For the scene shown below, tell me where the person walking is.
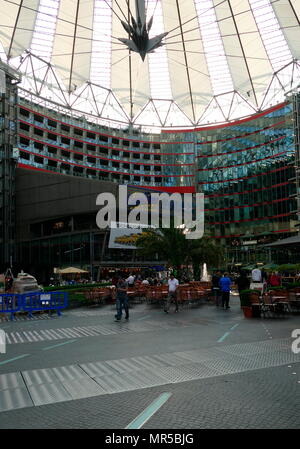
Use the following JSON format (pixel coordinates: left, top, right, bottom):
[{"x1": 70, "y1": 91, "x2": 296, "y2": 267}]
[
  {"x1": 219, "y1": 272, "x2": 232, "y2": 309},
  {"x1": 115, "y1": 276, "x2": 129, "y2": 321},
  {"x1": 251, "y1": 264, "x2": 262, "y2": 283},
  {"x1": 164, "y1": 273, "x2": 179, "y2": 313},
  {"x1": 236, "y1": 271, "x2": 250, "y2": 296},
  {"x1": 211, "y1": 270, "x2": 222, "y2": 306},
  {"x1": 126, "y1": 273, "x2": 135, "y2": 287},
  {"x1": 268, "y1": 271, "x2": 281, "y2": 287}
]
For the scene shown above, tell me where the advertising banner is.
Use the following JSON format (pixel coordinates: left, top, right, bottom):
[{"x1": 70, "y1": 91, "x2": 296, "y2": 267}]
[{"x1": 108, "y1": 223, "x2": 152, "y2": 249}]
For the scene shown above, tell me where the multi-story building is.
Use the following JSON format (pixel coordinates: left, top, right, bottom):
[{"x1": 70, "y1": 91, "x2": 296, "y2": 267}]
[
  {"x1": 7, "y1": 90, "x2": 297, "y2": 280},
  {"x1": 0, "y1": 1, "x2": 300, "y2": 279},
  {"x1": 182, "y1": 101, "x2": 298, "y2": 265},
  {"x1": 0, "y1": 61, "x2": 19, "y2": 269},
  {"x1": 0, "y1": 58, "x2": 299, "y2": 280}
]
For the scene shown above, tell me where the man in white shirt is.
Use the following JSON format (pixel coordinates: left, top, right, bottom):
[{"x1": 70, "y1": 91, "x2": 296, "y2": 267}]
[
  {"x1": 126, "y1": 274, "x2": 135, "y2": 286},
  {"x1": 251, "y1": 266, "x2": 262, "y2": 282},
  {"x1": 164, "y1": 273, "x2": 179, "y2": 313}
]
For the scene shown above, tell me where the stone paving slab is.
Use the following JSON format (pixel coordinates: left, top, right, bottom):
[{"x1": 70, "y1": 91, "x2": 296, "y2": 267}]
[{"x1": 0, "y1": 336, "x2": 299, "y2": 413}]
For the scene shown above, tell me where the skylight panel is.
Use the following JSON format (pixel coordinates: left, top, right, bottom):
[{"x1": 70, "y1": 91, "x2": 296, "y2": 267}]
[
  {"x1": 90, "y1": 0, "x2": 112, "y2": 89},
  {"x1": 194, "y1": 0, "x2": 234, "y2": 96},
  {"x1": 30, "y1": 0, "x2": 60, "y2": 61},
  {"x1": 147, "y1": 0, "x2": 172, "y2": 99},
  {"x1": 249, "y1": 0, "x2": 293, "y2": 72}
]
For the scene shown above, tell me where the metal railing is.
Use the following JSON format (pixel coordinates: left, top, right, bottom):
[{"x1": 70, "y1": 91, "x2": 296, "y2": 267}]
[{"x1": 0, "y1": 292, "x2": 68, "y2": 320}]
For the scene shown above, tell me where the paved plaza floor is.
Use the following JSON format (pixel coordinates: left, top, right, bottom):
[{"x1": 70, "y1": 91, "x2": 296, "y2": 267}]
[{"x1": 0, "y1": 295, "x2": 299, "y2": 429}]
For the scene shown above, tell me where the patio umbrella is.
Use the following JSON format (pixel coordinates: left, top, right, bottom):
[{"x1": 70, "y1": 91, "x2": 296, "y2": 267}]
[
  {"x1": 261, "y1": 263, "x2": 278, "y2": 270},
  {"x1": 241, "y1": 264, "x2": 256, "y2": 270},
  {"x1": 57, "y1": 267, "x2": 89, "y2": 274}
]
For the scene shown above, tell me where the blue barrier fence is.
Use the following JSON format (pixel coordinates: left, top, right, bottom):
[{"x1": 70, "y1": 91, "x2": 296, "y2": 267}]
[
  {"x1": 0, "y1": 294, "x2": 22, "y2": 321},
  {"x1": 0, "y1": 292, "x2": 68, "y2": 320}
]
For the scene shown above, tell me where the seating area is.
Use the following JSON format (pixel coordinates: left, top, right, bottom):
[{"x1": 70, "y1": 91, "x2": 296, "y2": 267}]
[
  {"x1": 247, "y1": 287, "x2": 300, "y2": 318},
  {"x1": 83, "y1": 287, "x2": 115, "y2": 306},
  {"x1": 82, "y1": 282, "x2": 212, "y2": 309}
]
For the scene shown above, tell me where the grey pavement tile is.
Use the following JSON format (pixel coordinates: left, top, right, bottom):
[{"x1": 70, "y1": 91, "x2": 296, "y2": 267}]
[
  {"x1": 152, "y1": 363, "x2": 220, "y2": 384},
  {"x1": 174, "y1": 347, "x2": 226, "y2": 363},
  {"x1": 79, "y1": 361, "x2": 117, "y2": 378},
  {"x1": 93, "y1": 373, "x2": 136, "y2": 393},
  {"x1": 105, "y1": 358, "x2": 145, "y2": 373},
  {"x1": 0, "y1": 372, "x2": 26, "y2": 391},
  {"x1": 217, "y1": 338, "x2": 293, "y2": 356},
  {"x1": 27, "y1": 381, "x2": 72, "y2": 406},
  {"x1": 22, "y1": 368, "x2": 59, "y2": 386},
  {"x1": 52, "y1": 364, "x2": 91, "y2": 382},
  {"x1": 0, "y1": 387, "x2": 33, "y2": 412},
  {"x1": 61, "y1": 377, "x2": 106, "y2": 399},
  {"x1": 150, "y1": 352, "x2": 192, "y2": 367}
]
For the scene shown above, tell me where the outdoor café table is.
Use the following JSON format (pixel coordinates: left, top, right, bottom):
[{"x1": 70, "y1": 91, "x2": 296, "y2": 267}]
[
  {"x1": 126, "y1": 290, "x2": 136, "y2": 298},
  {"x1": 270, "y1": 295, "x2": 290, "y2": 314},
  {"x1": 288, "y1": 292, "x2": 300, "y2": 311}
]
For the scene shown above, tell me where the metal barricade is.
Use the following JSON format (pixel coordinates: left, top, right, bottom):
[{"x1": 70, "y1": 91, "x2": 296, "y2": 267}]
[
  {"x1": 0, "y1": 294, "x2": 22, "y2": 321},
  {"x1": 21, "y1": 291, "x2": 68, "y2": 318}
]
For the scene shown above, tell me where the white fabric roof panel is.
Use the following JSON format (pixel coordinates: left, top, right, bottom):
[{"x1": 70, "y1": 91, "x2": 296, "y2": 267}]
[
  {"x1": 163, "y1": 0, "x2": 213, "y2": 121},
  {"x1": 0, "y1": 0, "x2": 39, "y2": 58},
  {"x1": 272, "y1": 0, "x2": 300, "y2": 60},
  {"x1": 52, "y1": 0, "x2": 93, "y2": 92},
  {"x1": 0, "y1": 0, "x2": 299, "y2": 128}
]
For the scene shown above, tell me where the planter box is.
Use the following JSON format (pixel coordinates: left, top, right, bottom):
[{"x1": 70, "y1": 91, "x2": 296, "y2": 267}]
[
  {"x1": 242, "y1": 306, "x2": 252, "y2": 318},
  {"x1": 251, "y1": 304, "x2": 261, "y2": 318}
]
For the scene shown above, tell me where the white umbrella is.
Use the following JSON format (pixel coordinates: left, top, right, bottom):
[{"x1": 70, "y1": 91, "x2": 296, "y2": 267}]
[{"x1": 57, "y1": 267, "x2": 89, "y2": 274}]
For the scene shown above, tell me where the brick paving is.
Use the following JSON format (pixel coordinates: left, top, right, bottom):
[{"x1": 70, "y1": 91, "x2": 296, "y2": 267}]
[{"x1": 0, "y1": 297, "x2": 299, "y2": 428}]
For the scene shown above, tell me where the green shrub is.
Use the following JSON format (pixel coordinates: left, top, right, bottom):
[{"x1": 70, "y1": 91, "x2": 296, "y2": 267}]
[
  {"x1": 239, "y1": 289, "x2": 251, "y2": 307},
  {"x1": 239, "y1": 289, "x2": 260, "y2": 307},
  {"x1": 67, "y1": 292, "x2": 88, "y2": 308},
  {"x1": 277, "y1": 264, "x2": 297, "y2": 273},
  {"x1": 286, "y1": 282, "x2": 300, "y2": 290},
  {"x1": 43, "y1": 282, "x2": 110, "y2": 292}
]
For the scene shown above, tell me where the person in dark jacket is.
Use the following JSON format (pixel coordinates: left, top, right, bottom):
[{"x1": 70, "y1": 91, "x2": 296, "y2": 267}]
[
  {"x1": 115, "y1": 277, "x2": 129, "y2": 321},
  {"x1": 211, "y1": 271, "x2": 222, "y2": 306},
  {"x1": 236, "y1": 271, "x2": 250, "y2": 296}
]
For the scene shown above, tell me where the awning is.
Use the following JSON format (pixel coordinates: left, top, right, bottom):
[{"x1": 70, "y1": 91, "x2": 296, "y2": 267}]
[{"x1": 261, "y1": 235, "x2": 300, "y2": 248}]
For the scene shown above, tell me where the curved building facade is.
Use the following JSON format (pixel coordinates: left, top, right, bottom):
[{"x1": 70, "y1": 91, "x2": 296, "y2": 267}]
[
  {"x1": 163, "y1": 101, "x2": 298, "y2": 264},
  {"x1": 0, "y1": 67, "x2": 298, "y2": 278}
]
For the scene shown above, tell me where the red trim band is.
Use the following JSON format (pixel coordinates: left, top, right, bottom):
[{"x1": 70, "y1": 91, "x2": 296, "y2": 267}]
[
  {"x1": 197, "y1": 151, "x2": 287, "y2": 171},
  {"x1": 18, "y1": 105, "x2": 194, "y2": 145},
  {"x1": 196, "y1": 136, "x2": 285, "y2": 159},
  {"x1": 18, "y1": 149, "x2": 194, "y2": 178},
  {"x1": 196, "y1": 120, "x2": 286, "y2": 146},
  {"x1": 205, "y1": 197, "x2": 290, "y2": 212},
  {"x1": 162, "y1": 102, "x2": 289, "y2": 133},
  {"x1": 18, "y1": 134, "x2": 193, "y2": 167},
  {"x1": 208, "y1": 212, "x2": 294, "y2": 225},
  {"x1": 205, "y1": 182, "x2": 290, "y2": 198},
  {"x1": 198, "y1": 165, "x2": 290, "y2": 185}
]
